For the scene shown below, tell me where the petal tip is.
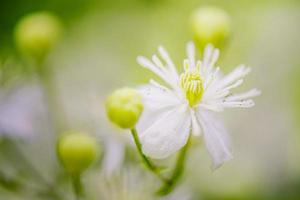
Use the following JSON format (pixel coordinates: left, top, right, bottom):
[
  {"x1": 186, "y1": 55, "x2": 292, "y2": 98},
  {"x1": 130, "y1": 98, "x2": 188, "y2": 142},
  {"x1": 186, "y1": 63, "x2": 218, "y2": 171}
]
[{"x1": 211, "y1": 153, "x2": 233, "y2": 171}]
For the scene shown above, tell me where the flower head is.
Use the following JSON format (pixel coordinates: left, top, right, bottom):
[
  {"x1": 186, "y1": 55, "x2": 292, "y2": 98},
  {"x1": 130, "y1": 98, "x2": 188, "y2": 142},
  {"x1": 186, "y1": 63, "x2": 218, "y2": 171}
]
[
  {"x1": 136, "y1": 42, "x2": 261, "y2": 169},
  {"x1": 180, "y1": 61, "x2": 203, "y2": 106}
]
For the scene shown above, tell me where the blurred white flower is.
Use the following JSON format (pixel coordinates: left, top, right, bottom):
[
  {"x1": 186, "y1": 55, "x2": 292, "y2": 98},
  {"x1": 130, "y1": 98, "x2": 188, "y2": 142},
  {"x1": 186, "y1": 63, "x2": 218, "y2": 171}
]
[
  {"x1": 0, "y1": 85, "x2": 46, "y2": 139},
  {"x1": 101, "y1": 131, "x2": 125, "y2": 176},
  {"x1": 98, "y1": 166, "x2": 192, "y2": 200},
  {"x1": 98, "y1": 166, "x2": 154, "y2": 200},
  {"x1": 136, "y1": 42, "x2": 261, "y2": 169}
]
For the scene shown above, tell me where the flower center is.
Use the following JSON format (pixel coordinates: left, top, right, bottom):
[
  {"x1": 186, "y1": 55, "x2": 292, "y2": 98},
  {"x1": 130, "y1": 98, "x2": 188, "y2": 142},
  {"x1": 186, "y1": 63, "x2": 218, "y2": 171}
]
[{"x1": 180, "y1": 61, "x2": 203, "y2": 107}]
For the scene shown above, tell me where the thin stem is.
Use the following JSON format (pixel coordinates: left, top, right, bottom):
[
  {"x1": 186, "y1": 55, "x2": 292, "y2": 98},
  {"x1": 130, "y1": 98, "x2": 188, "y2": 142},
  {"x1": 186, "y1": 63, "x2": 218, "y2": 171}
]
[
  {"x1": 0, "y1": 170, "x2": 21, "y2": 191},
  {"x1": 8, "y1": 139, "x2": 51, "y2": 186},
  {"x1": 130, "y1": 128, "x2": 170, "y2": 184},
  {"x1": 37, "y1": 63, "x2": 68, "y2": 133},
  {"x1": 7, "y1": 139, "x2": 63, "y2": 199},
  {"x1": 71, "y1": 174, "x2": 83, "y2": 200},
  {"x1": 156, "y1": 135, "x2": 192, "y2": 196}
]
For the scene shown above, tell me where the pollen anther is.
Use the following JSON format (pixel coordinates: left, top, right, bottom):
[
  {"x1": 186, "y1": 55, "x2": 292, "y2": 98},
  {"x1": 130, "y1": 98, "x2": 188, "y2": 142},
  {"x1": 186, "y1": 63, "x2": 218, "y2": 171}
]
[{"x1": 180, "y1": 62, "x2": 203, "y2": 107}]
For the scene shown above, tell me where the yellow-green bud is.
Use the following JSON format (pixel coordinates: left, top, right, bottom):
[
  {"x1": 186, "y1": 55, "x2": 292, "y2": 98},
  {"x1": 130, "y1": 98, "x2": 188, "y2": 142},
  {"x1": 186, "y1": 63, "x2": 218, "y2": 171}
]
[
  {"x1": 106, "y1": 88, "x2": 143, "y2": 129},
  {"x1": 190, "y1": 7, "x2": 231, "y2": 49},
  {"x1": 57, "y1": 132, "x2": 99, "y2": 175},
  {"x1": 14, "y1": 11, "x2": 62, "y2": 62}
]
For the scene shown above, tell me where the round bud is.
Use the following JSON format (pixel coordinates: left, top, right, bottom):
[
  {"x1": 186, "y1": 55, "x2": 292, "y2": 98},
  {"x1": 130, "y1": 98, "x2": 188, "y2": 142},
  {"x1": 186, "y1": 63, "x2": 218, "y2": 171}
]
[
  {"x1": 57, "y1": 132, "x2": 99, "y2": 175},
  {"x1": 190, "y1": 7, "x2": 231, "y2": 49},
  {"x1": 106, "y1": 88, "x2": 143, "y2": 129},
  {"x1": 14, "y1": 11, "x2": 62, "y2": 62}
]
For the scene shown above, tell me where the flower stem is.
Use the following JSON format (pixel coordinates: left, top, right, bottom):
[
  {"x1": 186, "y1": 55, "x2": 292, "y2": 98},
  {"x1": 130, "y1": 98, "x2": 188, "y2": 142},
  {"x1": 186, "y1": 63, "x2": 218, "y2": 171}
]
[
  {"x1": 130, "y1": 128, "x2": 170, "y2": 184},
  {"x1": 156, "y1": 135, "x2": 191, "y2": 196},
  {"x1": 6, "y1": 139, "x2": 63, "y2": 199},
  {"x1": 37, "y1": 63, "x2": 68, "y2": 133},
  {"x1": 71, "y1": 174, "x2": 83, "y2": 200}
]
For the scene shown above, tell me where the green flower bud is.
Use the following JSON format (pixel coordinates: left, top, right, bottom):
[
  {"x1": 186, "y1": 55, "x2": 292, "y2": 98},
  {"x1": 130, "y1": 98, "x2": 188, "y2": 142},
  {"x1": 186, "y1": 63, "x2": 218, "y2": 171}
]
[
  {"x1": 190, "y1": 7, "x2": 231, "y2": 49},
  {"x1": 106, "y1": 88, "x2": 143, "y2": 129},
  {"x1": 57, "y1": 132, "x2": 99, "y2": 175},
  {"x1": 14, "y1": 11, "x2": 62, "y2": 62}
]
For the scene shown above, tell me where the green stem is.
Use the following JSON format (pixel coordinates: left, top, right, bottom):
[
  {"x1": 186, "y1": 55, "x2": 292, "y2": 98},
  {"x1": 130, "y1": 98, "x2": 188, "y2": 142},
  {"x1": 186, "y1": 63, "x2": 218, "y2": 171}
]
[
  {"x1": 37, "y1": 64, "x2": 68, "y2": 133},
  {"x1": 130, "y1": 128, "x2": 170, "y2": 184},
  {"x1": 0, "y1": 170, "x2": 21, "y2": 191},
  {"x1": 6, "y1": 139, "x2": 51, "y2": 186},
  {"x1": 156, "y1": 135, "x2": 191, "y2": 196},
  {"x1": 72, "y1": 174, "x2": 83, "y2": 200},
  {"x1": 7, "y1": 139, "x2": 63, "y2": 199}
]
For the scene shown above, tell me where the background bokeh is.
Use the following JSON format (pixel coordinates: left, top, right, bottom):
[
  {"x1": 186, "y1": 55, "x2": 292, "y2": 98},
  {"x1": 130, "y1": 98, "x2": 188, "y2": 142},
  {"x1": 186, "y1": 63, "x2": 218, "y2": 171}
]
[{"x1": 1, "y1": 0, "x2": 300, "y2": 199}]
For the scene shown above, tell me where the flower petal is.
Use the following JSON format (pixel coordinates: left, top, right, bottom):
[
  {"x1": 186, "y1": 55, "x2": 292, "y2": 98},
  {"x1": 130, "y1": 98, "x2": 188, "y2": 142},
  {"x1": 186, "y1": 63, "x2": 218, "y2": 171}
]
[
  {"x1": 158, "y1": 46, "x2": 179, "y2": 79},
  {"x1": 212, "y1": 65, "x2": 251, "y2": 92},
  {"x1": 201, "y1": 44, "x2": 220, "y2": 79},
  {"x1": 138, "y1": 105, "x2": 191, "y2": 159},
  {"x1": 137, "y1": 83, "x2": 183, "y2": 134},
  {"x1": 137, "y1": 45, "x2": 180, "y2": 90},
  {"x1": 138, "y1": 83, "x2": 182, "y2": 111},
  {"x1": 101, "y1": 135, "x2": 125, "y2": 176},
  {"x1": 191, "y1": 109, "x2": 201, "y2": 136},
  {"x1": 225, "y1": 88, "x2": 261, "y2": 102},
  {"x1": 197, "y1": 110, "x2": 233, "y2": 170},
  {"x1": 186, "y1": 41, "x2": 196, "y2": 69}
]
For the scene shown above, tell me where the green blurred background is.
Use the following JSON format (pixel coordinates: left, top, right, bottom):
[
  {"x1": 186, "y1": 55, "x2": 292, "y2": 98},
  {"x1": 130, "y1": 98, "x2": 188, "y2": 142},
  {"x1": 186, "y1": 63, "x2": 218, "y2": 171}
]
[{"x1": 1, "y1": 0, "x2": 300, "y2": 199}]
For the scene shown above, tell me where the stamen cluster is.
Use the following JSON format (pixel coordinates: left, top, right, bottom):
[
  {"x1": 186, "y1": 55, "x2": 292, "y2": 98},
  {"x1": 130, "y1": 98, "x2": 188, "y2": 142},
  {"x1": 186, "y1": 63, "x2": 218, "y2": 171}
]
[{"x1": 180, "y1": 62, "x2": 203, "y2": 107}]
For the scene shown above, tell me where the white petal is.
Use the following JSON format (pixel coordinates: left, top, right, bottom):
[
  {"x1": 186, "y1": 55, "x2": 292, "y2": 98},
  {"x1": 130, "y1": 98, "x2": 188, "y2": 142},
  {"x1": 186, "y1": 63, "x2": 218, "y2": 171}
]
[
  {"x1": 197, "y1": 110, "x2": 233, "y2": 170},
  {"x1": 138, "y1": 83, "x2": 182, "y2": 111},
  {"x1": 202, "y1": 44, "x2": 214, "y2": 68},
  {"x1": 0, "y1": 85, "x2": 45, "y2": 138},
  {"x1": 222, "y1": 79, "x2": 244, "y2": 91},
  {"x1": 202, "y1": 65, "x2": 260, "y2": 111},
  {"x1": 221, "y1": 99, "x2": 255, "y2": 108},
  {"x1": 218, "y1": 89, "x2": 261, "y2": 108},
  {"x1": 204, "y1": 89, "x2": 230, "y2": 102},
  {"x1": 152, "y1": 54, "x2": 165, "y2": 69},
  {"x1": 137, "y1": 106, "x2": 172, "y2": 134},
  {"x1": 138, "y1": 105, "x2": 191, "y2": 159},
  {"x1": 137, "y1": 46, "x2": 180, "y2": 91},
  {"x1": 137, "y1": 83, "x2": 183, "y2": 133},
  {"x1": 137, "y1": 56, "x2": 174, "y2": 87},
  {"x1": 158, "y1": 46, "x2": 179, "y2": 79},
  {"x1": 198, "y1": 102, "x2": 224, "y2": 112},
  {"x1": 207, "y1": 48, "x2": 219, "y2": 71},
  {"x1": 102, "y1": 136, "x2": 125, "y2": 176},
  {"x1": 186, "y1": 41, "x2": 196, "y2": 69},
  {"x1": 191, "y1": 109, "x2": 201, "y2": 136},
  {"x1": 213, "y1": 65, "x2": 251, "y2": 91},
  {"x1": 225, "y1": 88, "x2": 261, "y2": 101},
  {"x1": 200, "y1": 44, "x2": 219, "y2": 79}
]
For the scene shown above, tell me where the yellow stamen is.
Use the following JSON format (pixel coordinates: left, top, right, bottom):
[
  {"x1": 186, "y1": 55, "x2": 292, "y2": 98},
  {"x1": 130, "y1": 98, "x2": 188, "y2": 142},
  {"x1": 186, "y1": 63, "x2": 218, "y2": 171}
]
[{"x1": 180, "y1": 61, "x2": 203, "y2": 107}]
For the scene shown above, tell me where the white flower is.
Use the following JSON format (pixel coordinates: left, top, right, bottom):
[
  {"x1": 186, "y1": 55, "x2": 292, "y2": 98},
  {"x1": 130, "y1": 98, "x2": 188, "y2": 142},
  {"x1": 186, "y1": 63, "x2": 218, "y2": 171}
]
[
  {"x1": 0, "y1": 85, "x2": 46, "y2": 139},
  {"x1": 136, "y1": 42, "x2": 261, "y2": 169}
]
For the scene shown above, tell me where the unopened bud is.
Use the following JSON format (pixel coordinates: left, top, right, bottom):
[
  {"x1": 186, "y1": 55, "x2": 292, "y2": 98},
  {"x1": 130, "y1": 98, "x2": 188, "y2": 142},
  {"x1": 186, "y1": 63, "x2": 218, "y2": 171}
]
[
  {"x1": 57, "y1": 132, "x2": 99, "y2": 175},
  {"x1": 106, "y1": 88, "x2": 143, "y2": 129},
  {"x1": 190, "y1": 7, "x2": 231, "y2": 49},
  {"x1": 14, "y1": 11, "x2": 62, "y2": 62}
]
